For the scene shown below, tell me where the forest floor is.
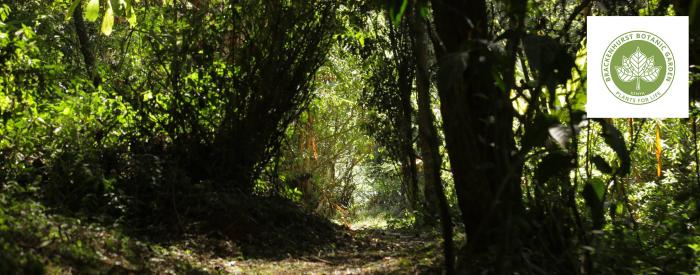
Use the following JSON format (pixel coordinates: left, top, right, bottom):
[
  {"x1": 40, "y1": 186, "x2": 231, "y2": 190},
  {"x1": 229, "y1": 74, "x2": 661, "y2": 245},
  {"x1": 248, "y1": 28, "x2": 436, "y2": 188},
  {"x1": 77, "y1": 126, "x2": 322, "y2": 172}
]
[
  {"x1": 231, "y1": 228, "x2": 442, "y2": 274},
  {"x1": 0, "y1": 195, "x2": 446, "y2": 274}
]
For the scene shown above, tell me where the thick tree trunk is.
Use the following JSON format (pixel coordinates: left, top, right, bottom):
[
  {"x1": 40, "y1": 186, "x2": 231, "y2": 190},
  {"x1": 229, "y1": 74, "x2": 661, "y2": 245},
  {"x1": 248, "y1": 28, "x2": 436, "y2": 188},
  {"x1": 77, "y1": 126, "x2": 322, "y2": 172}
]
[
  {"x1": 408, "y1": 3, "x2": 454, "y2": 272},
  {"x1": 429, "y1": 0, "x2": 526, "y2": 270}
]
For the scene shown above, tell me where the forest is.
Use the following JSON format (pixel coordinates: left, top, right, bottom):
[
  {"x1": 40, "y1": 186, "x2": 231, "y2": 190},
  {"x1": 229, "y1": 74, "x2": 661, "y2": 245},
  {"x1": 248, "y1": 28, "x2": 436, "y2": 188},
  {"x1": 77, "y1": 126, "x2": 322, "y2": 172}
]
[{"x1": 0, "y1": 0, "x2": 699, "y2": 274}]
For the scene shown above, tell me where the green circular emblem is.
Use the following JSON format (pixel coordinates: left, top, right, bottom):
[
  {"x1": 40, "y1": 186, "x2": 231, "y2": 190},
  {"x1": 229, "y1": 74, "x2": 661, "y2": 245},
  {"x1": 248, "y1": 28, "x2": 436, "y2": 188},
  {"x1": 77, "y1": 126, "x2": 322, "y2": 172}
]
[{"x1": 601, "y1": 31, "x2": 675, "y2": 105}]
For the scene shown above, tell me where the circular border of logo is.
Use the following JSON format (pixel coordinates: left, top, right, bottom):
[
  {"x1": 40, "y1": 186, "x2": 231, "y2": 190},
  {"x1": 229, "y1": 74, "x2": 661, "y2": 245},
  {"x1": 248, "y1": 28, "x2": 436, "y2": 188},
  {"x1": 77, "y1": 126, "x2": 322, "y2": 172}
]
[{"x1": 601, "y1": 31, "x2": 675, "y2": 105}]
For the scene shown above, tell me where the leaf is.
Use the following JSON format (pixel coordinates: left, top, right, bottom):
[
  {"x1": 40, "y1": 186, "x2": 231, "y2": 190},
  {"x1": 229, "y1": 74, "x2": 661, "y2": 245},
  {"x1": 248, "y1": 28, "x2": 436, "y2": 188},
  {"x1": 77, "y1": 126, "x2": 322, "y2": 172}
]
[
  {"x1": 615, "y1": 47, "x2": 661, "y2": 91},
  {"x1": 615, "y1": 201, "x2": 624, "y2": 216},
  {"x1": 548, "y1": 124, "x2": 572, "y2": 149},
  {"x1": 545, "y1": 112, "x2": 585, "y2": 150},
  {"x1": 593, "y1": 119, "x2": 630, "y2": 175},
  {"x1": 591, "y1": 155, "x2": 613, "y2": 174},
  {"x1": 583, "y1": 178, "x2": 606, "y2": 229},
  {"x1": 66, "y1": 0, "x2": 82, "y2": 21},
  {"x1": 523, "y1": 34, "x2": 557, "y2": 76},
  {"x1": 85, "y1": 0, "x2": 100, "y2": 22},
  {"x1": 101, "y1": 0, "x2": 114, "y2": 36},
  {"x1": 126, "y1": 1, "x2": 137, "y2": 27},
  {"x1": 523, "y1": 34, "x2": 575, "y2": 107},
  {"x1": 419, "y1": 5, "x2": 430, "y2": 18},
  {"x1": 535, "y1": 151, "x2": 574, "y2": 184},
  {"x1": 390, "y1": 0, "x2": 408, "y2": 24},
  {"x1": 521, "y1": 113, "x2": 558, "y2": 153},
  {"x1": 0, "y1": 5, "x2": 9, "y2": 22},
  {"x1": 523, "y1": 34, "x2": 575, "y2": 83},
  {"x1": 590, "y1": 178, "x2": 605, "y2": 200},
  {"x1": 656, "y1": 122, "x2": 662, "y2": 177}
]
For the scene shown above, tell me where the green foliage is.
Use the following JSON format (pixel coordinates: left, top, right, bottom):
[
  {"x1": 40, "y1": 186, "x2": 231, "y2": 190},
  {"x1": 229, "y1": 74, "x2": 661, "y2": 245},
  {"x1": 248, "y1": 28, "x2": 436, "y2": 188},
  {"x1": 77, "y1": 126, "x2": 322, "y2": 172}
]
[
  {"x1": 77, "y1": 0, "x2": 135, "y2": 35},
  {"x1": 100, "y1": 0, "x2": 113, "y2": 35},
  {"x1": 386, "y1": 209, "x2": 418, "y2": 230},
  {"x1": 270, "y1": 44, "x2": 373, "y2": 218},
  {"x1": 0, "y1": 0, "x2": 698, "y2": 273},
  {"x1": 0, "y1": 0, "x2": 349, "y2": 238},
  {"x1": 582, "y1": 178, "x2": 605, "y2": 229},
  {"x1": 280, "y1": 186, "x2": 303, "y2": 203},
  {"x1": 387, "y1": 0, "x2": 408, "y2": 24},
  {"x1": 595, "y1": 119, "x2": 632, "y2": 175},
  {"x1": 84, "y1": 0, "x2": 99, "y2": 21}
]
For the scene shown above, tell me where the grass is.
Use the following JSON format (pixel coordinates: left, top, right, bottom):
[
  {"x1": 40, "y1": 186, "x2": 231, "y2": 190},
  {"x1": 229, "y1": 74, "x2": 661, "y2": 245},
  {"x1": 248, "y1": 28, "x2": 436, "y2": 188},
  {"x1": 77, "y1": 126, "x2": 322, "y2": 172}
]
[{"x1": 0, "y1": 193, "x2": 211, "y2": 274}]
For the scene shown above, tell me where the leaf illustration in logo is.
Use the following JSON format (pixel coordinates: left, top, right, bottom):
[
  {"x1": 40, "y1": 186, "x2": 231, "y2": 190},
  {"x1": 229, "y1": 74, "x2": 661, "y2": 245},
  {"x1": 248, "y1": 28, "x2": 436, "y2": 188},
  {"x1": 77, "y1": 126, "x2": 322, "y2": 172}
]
[{"x1": 615, "y1": 47, "x2": 661, "y2": 91}]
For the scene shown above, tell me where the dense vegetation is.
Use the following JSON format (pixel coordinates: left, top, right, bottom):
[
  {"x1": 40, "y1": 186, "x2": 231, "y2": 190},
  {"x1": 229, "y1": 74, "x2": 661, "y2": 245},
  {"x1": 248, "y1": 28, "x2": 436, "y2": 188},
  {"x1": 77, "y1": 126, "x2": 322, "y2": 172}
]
[{"x1": 0, "y1": 0, "x2": 699, "y2": 273}]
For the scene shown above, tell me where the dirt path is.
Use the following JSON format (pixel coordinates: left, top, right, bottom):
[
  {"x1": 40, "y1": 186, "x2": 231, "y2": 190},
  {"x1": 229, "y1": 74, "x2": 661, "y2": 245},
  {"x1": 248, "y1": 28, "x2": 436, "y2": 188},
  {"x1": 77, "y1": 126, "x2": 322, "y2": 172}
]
[
  {"x1": 1, "y1": 197, "x2": 446, "y2": 274},
  {"x1": 219, "y1": 228, "x2": 443, "y2": 274}
]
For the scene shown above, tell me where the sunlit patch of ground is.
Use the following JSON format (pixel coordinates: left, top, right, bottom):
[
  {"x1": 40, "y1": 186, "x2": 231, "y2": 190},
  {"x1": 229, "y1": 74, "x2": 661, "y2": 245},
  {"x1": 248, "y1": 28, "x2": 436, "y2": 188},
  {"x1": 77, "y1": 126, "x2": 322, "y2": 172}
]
[{"x1": 342, "y1": 213, "x2": 389, "y2": 230}]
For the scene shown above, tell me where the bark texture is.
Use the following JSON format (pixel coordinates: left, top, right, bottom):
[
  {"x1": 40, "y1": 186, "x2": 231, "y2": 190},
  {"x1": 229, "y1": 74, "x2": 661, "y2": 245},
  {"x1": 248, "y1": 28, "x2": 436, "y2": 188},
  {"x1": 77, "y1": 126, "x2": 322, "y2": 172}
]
[
  {"x1": 408, "y1": 2, "x2": 454, "y2": 272},
  {"x1": 429, "y1": 0, "x2": 526, "y2": 270}
]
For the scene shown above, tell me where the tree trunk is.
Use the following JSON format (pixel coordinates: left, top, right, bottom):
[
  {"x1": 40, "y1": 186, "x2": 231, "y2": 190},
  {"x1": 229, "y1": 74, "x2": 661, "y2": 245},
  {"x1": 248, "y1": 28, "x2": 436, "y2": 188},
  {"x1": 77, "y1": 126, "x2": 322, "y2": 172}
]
[
  {"x1": 408, "y1": 3, "x2": 454, "y2": 272},
  {"x1": 430, "y1": 0, "x2": 526, "y2": 270},
  {"x1": 72, "y1": 5, "x2": 100, "y2": 86},
  {"x1": 409, "y1": 2, "x2": 438, "y2": 224},
  {"x1": 398, "y1": 74, "x2": 419, "y2": 212}
]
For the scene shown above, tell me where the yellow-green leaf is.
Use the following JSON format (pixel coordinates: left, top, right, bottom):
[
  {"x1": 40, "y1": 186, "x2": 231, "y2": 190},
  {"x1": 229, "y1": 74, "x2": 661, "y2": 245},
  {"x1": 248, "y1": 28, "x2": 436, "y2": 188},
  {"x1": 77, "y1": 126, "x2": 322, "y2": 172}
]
[
  {"x1": 590, "y1": 178, "x2": 605, "y2": 201},
  {"x1": 85, "y1": 0, "x2": 100, "y2": 22},
  {"x1": 124, "y1": 0, "x2": 137, "y2": 27},
  {"x1": 101, "y1": 1, "x2": 114, "y2": 36},
  {"x1": 615, "y1": 201, "x2": 624, "y2": 215},
  {"x1": 127, "y1": 5, "x2": 137, "y2": 27},
  {"x1": 143, "y1": 91, "x2": 152, "y2": 101}
]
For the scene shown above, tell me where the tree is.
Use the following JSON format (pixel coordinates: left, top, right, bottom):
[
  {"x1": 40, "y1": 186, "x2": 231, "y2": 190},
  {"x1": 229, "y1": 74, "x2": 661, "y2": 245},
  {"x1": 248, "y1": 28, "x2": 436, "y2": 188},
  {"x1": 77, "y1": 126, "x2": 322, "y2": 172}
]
[
  {"x1": 362, "y1": 11, "x2": 420, "y2": 213},
  {"x1": 430, "y1": 0, "x2": 527, "y2": 270},
  {"x1": 408, "y1": 1, "x2": 454, "y2": 272},
  {"x1": 389, "y1": 15, "x2": 421, "y2": 213},
  {"x1": 121, "y1": 0, "x2": 343, "y2": 192},
  {"x1": 71, "y1": 4, "x2": 100, "y2": 86}
]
